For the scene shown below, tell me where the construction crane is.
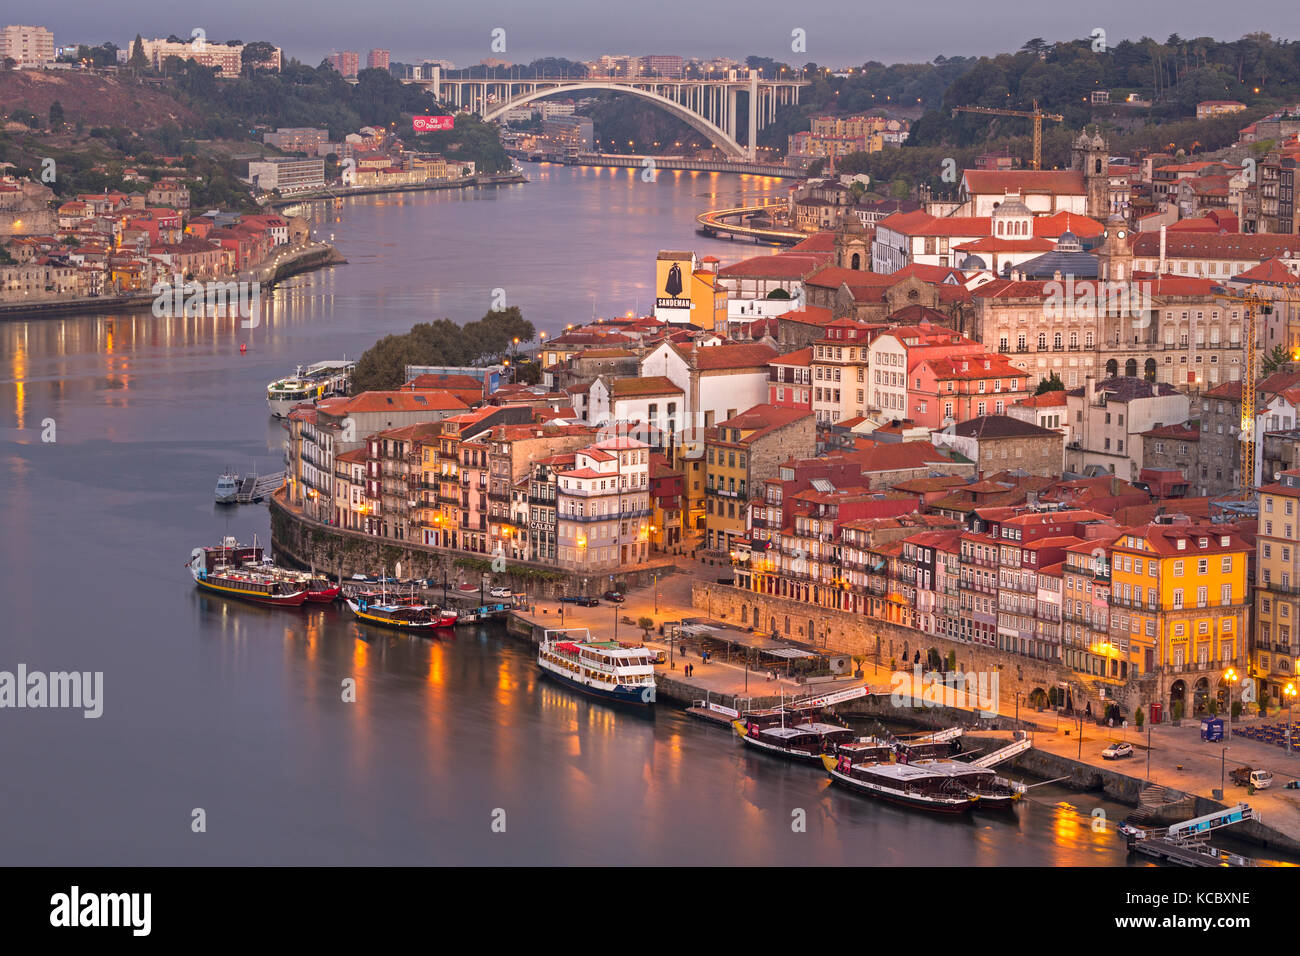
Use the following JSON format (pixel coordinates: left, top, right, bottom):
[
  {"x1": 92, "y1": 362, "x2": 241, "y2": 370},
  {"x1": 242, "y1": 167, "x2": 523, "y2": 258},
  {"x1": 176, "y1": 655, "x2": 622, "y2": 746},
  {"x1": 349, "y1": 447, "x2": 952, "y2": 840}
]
[
  {"x1": 1214, "y1": 289, "x2": 1273, "y2": 495},
  {"x1": 950, "y1": 100, "x2": 1065, "y2": 170}
]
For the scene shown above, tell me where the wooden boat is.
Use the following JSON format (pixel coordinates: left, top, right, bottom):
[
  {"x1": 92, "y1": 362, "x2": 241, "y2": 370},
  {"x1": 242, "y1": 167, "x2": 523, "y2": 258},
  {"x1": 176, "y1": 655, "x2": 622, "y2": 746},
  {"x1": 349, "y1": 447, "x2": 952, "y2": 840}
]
[
  {"x1": 822, "y1": 749, "x2": 978, "y2": 814},
  {"x1": 731, "y1": 699, "x2": 861, "y2": 763},
  {"x1": 187, "y1": 543, "x2": 307, "y2": 607},
  {"x1": 905, "y1": 759, "x2": 1025, "y2": 810},
  {"x1": 345, "y1": 593, "x2": 458, "y2": 630}
]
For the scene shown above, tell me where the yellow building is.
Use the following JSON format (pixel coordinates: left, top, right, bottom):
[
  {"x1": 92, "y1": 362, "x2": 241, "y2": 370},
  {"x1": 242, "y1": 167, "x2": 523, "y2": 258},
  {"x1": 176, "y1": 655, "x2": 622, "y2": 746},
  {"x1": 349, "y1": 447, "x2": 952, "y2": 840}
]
[
  {"x1": 1255, "y1": 469, "x2": 1300, "y2": 705},
  {"x1": 1110, "y1": 520, "x2": 1250, "y2": 718}
]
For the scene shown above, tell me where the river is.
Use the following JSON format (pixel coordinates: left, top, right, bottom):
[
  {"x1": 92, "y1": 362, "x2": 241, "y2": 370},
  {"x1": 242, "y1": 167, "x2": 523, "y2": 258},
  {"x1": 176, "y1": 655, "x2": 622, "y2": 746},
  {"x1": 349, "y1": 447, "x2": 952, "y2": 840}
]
[{"x1": 0, "y1": 162, "x2": 1152, "y2": 864}]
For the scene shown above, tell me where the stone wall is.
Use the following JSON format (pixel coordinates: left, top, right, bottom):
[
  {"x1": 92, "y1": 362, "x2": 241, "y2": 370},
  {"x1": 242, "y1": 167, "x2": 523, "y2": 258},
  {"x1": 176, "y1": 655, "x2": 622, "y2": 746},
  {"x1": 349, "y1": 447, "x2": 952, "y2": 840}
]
[
  {"x1": 694, "y1": 580, "x2": 1153, "y2": 717},
  {"x1": 271, "y1": 495, "x2": 674, "y2": 597}
]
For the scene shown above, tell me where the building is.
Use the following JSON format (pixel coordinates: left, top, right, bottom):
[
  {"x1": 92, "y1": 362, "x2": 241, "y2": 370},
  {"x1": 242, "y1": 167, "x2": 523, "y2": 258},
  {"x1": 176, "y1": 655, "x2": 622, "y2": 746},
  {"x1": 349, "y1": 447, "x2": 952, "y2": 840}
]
[
  {"x1": 639, "y1": 341, "x2": 778, "y2": 432},
  {"x1": 367, "y1": 49, "x2": 390, "y2": 71},
  {"x1": 1111, "y1": 519, "x2": 1250, "y2": 717},
  {"x1": 246, "y1": 157, "x2": 326, "y2": 193},
  {"x1": 703, "y1": 405, "x2": 815, "y2": 552},
  {"x1": 0, "y1": 24, "x2": 54, "y2": 68},
  {"x1": 1256, "y1": 469, "x2": 1300, "y2": 704},
  {"x1": 541, "y1": 115, "x2": 593, "y2": 154},
  {"x1": 1065, "y1": 376, "x2": 1190, "y2": 481},
  {"x1": 137, "y1": 38, "x2": 280, "y2": 77},
  {"x1": 933, "y1": 415, "x2": 1065, "y2": 478},
  {"x1": 1196, "y1": 100, "x2": 1247, "y2": 120},
  {"x1": 555, "y1": 437, "x2": 651, "y2": 571},
  {"x1": 327, "y1": 50, "x2": 360, "y2": 78},
  {"x1": 263, "y1": 128, "x2": 331, "y2": 154}
]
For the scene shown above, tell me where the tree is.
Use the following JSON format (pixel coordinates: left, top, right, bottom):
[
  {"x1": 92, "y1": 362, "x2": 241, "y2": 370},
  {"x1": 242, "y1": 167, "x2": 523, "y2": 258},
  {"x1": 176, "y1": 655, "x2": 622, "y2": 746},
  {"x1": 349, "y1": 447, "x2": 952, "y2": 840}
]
[
  {"x1": 1036, "y1": 371, "x2": 1065, "y2": 394},
  {"x1": 1261, "y1": 343, "x2": 1292, "y2": 376},
  {"x1": 1135, "y1": 706, "x2": 1145, "y2": 729},
  {"x1": 638, "y1": 617, "x2": 654, "y2": 640},
  {"x1": 241, "y1": 41, "x2": 279, "y2": 75},
  {"x1": 128, "y1": 35, "x2": 149, "y2": 73},
  {"x1": 48, "y1": 100, "x2": 65, "y2": 129}
]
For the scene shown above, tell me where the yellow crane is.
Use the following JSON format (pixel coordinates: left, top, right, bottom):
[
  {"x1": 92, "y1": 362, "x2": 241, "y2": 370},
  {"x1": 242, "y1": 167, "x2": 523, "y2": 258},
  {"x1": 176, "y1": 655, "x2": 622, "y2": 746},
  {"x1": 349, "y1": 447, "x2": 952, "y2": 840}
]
[
  {"x1": 1214, "y1": 289, "x2": 1273, "y2": 495},
  {"x1": 950, "y1": 100, "x2": 1065, "y2": 171}
]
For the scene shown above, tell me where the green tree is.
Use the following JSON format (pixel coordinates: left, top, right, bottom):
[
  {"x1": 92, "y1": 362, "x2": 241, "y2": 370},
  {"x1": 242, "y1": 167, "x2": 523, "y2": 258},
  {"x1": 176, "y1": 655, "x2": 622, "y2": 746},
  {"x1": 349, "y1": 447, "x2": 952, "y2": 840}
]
[
  {"x1": 1261, "y1": 343, "x2": 1292, "y2": 376},
  {"x1": 48, "y1": 100, "x2": 65, "y2": 129},
  {"x1": 1036, "y1": 371, "x2": 1065, "y2": 394},
  {"x1": 128, "y1": 35, "x2": 149, "y2": 73}
]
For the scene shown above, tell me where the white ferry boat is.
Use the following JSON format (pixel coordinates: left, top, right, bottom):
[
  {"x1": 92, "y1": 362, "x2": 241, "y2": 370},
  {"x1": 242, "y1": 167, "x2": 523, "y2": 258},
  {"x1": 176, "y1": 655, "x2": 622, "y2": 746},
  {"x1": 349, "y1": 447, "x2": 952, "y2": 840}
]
[
  {"x1": 537, "y1": 629, "x2": 656, "y2": 706},
  {"x1": 266, "y1": 360, "x2": 355, "y2": 417}
]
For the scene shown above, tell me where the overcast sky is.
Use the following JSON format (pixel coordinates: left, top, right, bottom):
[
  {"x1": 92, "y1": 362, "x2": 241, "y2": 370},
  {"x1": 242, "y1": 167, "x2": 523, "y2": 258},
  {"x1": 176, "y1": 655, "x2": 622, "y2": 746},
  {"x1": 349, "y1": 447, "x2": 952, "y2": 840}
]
[{"x1": 44, "y1": 1, "x2": 1300, "y2": 68}]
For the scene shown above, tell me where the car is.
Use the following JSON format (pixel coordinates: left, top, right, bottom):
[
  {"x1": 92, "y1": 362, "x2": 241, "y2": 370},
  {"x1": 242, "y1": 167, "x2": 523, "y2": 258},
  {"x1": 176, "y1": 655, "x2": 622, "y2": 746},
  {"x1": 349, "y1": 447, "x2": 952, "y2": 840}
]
[
  {"x1": 559, "y1": 596, "x2": 600, "y2": 607},
  {"x1": 489, "y1": 586, "x2": 512, "y2": 599},
  {"x1": 602, "y1": 590, "x2": 624, "y2": 602},
  {"x1": 1101, "y1": 742, "x2": 1134, "y2": 760}
]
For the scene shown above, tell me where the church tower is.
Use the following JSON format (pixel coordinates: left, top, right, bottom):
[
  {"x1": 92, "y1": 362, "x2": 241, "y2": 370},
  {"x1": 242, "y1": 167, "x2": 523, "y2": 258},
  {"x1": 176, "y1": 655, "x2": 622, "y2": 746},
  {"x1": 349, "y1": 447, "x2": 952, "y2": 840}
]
[
  {"x1": 1095, "y1": 212, "x2": 1132, "y2": 283},
  {"x1": 1071, "y1": 128, "x2": 1110, "y2": 220},
  {"x1": 834, "y1": 213, "x2": 870, "y2": 271}
]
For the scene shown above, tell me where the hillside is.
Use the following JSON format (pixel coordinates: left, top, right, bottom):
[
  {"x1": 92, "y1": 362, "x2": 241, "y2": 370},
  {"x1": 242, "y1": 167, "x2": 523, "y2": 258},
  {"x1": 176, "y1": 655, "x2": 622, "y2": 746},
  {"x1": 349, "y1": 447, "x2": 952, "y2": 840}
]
[{"x1": 0, "y1": 70, "x2": 198, "y2": 130}]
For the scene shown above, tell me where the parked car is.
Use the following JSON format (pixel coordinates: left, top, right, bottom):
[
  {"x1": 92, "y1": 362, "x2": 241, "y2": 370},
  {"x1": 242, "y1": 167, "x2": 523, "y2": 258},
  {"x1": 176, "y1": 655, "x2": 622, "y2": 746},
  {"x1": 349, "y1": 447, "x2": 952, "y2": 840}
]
[
  {"x1": 489, "y1": 586, "x2": 512, "y2": 599},
  {"x1": 559, "y1": 596, "x2": 599, "y2": 607},
  {"x1": 602, "y1": 590, "x2": 624, "y2": 602},
  {"x1": 1101, "y1": 742, "x2": 1134, "y2": 760}
]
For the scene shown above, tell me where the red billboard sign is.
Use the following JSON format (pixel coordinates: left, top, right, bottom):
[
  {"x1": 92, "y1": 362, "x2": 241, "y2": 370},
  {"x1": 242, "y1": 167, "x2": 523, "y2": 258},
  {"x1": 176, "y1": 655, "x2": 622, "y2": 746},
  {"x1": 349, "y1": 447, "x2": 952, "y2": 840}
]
[{"x1": 413, "y1": 115, "x2": 454, "y2": 132}]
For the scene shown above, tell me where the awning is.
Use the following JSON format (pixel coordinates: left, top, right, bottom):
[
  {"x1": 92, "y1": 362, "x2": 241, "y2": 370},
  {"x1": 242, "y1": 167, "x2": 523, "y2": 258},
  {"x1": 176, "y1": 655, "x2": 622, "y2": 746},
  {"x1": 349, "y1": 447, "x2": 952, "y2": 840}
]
[{"x1": 764, "y1": 647, "x2": 818, "y2": 659}]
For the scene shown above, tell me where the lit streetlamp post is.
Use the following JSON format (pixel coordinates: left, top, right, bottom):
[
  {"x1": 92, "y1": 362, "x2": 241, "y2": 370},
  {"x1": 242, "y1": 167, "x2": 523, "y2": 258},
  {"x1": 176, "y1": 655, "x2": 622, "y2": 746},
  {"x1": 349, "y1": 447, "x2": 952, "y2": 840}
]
[{"x1": 1223, "y1": 666, "x2": 1239, "y2": 794}]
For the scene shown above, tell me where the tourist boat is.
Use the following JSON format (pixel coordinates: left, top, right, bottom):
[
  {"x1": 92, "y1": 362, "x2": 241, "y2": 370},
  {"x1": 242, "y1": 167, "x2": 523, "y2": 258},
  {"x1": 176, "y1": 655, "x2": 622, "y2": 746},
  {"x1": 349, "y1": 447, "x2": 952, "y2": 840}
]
[
  {"x1": 187, "y1": 541, "x2": 308, "y2": 607},
  {"x1": 214, "y1": 471, "x2": 239, "y2": 504},
  {"x1": 257, "y1": 565, "x2": 341, "y2": 603},
  {"x1": 345, "y1": 592, "x2": 458, "y2": 630},
  {"x1": 537, "y1": 629, "x2": 656, "y2": 706},
  {"x1": 266, "y1": 360, "x2": 354, "y2": 417},
  {"x1": 905, "y1": 759, "x2": 1026, "y2": 810},
  {"x1": 731, "y1": 698, "x2": 860, "y2": 763},
  {"x1": 822, "y1": 748, "x2": 978, "y2": 814}
]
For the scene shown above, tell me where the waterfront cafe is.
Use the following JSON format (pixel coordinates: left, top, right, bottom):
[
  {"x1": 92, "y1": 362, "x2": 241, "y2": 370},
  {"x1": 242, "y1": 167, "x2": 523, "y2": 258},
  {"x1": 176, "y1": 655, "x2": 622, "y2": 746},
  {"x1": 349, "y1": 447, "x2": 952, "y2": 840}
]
[{"x1": 668, "y1": 620, "x2": 849, "y2": 680}]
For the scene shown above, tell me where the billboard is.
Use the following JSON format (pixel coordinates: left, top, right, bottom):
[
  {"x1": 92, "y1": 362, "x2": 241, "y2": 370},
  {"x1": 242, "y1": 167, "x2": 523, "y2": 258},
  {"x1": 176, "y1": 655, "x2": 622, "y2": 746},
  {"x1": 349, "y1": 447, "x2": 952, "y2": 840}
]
[
  {"x1": 413, "y1": 115, "x2": 455, "y2": 133},
  {"x1": 654, "y1": 257, "x2": 692, "y2": 312}
]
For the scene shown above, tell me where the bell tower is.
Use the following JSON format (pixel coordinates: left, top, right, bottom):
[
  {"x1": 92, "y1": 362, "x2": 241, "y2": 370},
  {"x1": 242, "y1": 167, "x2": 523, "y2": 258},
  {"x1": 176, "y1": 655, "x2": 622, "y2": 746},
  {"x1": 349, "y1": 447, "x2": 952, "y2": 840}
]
[{"x1": 1072, "y1": 128, "x2": 1110, "y2": 220}]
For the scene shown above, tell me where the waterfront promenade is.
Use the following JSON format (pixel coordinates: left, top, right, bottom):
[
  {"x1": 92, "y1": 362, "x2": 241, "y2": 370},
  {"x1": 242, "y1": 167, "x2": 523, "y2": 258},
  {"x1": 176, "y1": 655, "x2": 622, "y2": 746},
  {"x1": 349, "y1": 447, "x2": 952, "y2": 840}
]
[{"x1": 551, "y1": 560, "x2": 1300, "y2": 850}]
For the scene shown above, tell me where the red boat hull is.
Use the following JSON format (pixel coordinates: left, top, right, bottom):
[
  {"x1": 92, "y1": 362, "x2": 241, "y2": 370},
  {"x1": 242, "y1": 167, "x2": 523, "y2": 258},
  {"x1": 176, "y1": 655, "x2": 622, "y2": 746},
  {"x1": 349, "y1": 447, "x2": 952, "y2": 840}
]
[{"x1": 306, "y1": 586, "x2": 341, "y2": 603}]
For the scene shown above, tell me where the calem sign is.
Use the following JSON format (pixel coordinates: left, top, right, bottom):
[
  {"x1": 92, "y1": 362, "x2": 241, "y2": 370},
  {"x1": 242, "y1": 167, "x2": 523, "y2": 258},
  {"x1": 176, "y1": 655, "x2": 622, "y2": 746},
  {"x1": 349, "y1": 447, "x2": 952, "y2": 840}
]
[{"x1": 413, "y1": 115, "x2": 454, "y2": 133}]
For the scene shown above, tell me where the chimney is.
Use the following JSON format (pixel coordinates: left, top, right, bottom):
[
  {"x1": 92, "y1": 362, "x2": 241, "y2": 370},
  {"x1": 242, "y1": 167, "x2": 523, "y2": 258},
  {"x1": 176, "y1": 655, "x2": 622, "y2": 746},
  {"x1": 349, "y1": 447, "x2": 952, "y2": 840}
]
[{"x1": 1159, "y1": 224, "x2": 1167, "y2": 274}]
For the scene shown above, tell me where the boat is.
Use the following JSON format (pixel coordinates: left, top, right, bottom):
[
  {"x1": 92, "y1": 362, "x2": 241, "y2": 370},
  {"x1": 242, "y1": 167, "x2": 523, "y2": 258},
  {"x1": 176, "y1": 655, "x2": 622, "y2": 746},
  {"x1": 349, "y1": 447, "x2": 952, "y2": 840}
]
[
  {"x1": 266, "y1": 360, "x2": 355, "y2": 417},
  {"x1": 822, "y1": 748, "x2": 978, "y2": 814},
  {"x1": 345, "y1": 592, "x2": 458, "y2": 630},
  {"x1": 537, "y1": 628, "x2": 656, "y2": 706},
  {"x1": 905, "y1": 759, "x2": 1025, "y2": 810},
  {"x1": 254, "y1": 563, "x2": 341, "y2": 603},
  {"x1": 214, "y1": 471, "x2": 239, "y2": 504},
  {"x1": 187, "y1": 540, "x2": 307, "y2": 607}
]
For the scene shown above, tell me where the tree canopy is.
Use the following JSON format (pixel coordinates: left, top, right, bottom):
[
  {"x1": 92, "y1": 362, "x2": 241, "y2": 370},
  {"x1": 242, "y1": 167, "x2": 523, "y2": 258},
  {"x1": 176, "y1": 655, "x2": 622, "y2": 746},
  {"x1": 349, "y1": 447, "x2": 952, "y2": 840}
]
[{"x1": 351, "y1": 308, "x2": 536, "y2": 392}]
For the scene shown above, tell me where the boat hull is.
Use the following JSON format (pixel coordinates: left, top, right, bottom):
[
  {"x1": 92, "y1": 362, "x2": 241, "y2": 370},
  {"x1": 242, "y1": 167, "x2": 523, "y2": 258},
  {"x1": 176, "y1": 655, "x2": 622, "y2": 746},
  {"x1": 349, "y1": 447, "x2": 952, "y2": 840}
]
[
  {"x1": 193, "y1": 576, "x2": 308, "y2": 607},
  {"x1": 731, "y1": 721, "x2": 827, "y2": 764},
  {"x1": 538, "y1": 662, "x2": 655, "y2": 707},
  {"x1": 345, "y1": 599, "x2": 454, "y2": 631},
  {"x1": 821, "y1": 756, "x2": 976, "y2": 814},
  {"x1": 305, "y1": 586, "x2": 341, "y2": 603}
]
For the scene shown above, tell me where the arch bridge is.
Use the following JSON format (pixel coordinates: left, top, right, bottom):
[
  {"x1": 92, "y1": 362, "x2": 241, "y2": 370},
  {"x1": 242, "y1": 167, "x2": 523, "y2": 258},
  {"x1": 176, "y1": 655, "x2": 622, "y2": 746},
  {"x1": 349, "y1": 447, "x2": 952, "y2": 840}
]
[{"x1": 412, "y1": 70, "x2": 807, "y2": 162}]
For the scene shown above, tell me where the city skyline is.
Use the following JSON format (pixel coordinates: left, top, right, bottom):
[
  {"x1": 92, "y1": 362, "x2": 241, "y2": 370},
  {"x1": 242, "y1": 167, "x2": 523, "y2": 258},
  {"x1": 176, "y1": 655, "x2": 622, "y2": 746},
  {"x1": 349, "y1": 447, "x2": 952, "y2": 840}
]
[{"x1": 33, "y1": 0, "x2": 1300, "y2": 72}]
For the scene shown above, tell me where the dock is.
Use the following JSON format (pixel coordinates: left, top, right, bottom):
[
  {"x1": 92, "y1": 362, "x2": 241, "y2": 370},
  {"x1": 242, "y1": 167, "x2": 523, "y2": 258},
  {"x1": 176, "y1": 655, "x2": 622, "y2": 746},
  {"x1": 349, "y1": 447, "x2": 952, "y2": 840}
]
[{"x1": 237, "y1": 472, "x2": 285, "y2": 503}]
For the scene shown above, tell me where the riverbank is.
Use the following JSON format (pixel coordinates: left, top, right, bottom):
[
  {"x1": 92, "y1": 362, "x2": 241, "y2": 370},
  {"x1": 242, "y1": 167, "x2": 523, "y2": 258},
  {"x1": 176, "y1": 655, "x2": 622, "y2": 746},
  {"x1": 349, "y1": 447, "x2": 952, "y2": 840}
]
[
  {"x1": 268, "y1": 172, "x2": 527, "y2": 209},
  {"x1": 0, "y1": 238, "x2": 346, "y2": 320}
]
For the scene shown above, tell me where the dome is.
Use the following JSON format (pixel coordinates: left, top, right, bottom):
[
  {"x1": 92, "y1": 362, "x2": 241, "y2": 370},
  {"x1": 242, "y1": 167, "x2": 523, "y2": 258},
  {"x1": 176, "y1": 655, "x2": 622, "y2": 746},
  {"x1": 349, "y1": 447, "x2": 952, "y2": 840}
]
[
  {"x1": 993, "y1": 196, "x2": 1032, "y2": 218},
  {"x1": 959, "y1": 254, "x2": 988, "y2": 271},
  {"x1": 1091, "y1": 132, "x2": 1106, "y2": 149},
  {"x1": 1055, "y1": 230, "x2": 1083, "y2": 252}
]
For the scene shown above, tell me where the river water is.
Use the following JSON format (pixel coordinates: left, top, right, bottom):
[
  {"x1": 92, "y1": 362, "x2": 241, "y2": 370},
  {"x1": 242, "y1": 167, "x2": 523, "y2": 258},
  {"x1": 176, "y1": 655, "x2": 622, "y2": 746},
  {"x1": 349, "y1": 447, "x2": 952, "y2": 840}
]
[{"x1": 0, "y1": 162, "x2": 1154, "y2": 864}]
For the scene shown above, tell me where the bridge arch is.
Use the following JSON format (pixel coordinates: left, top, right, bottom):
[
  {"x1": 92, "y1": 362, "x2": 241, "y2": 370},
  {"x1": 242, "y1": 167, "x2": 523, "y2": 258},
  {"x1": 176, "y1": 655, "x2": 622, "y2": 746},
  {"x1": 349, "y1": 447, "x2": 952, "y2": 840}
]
[{"x1": 479, "y1": 82, "x2": 748, "y2": 160}]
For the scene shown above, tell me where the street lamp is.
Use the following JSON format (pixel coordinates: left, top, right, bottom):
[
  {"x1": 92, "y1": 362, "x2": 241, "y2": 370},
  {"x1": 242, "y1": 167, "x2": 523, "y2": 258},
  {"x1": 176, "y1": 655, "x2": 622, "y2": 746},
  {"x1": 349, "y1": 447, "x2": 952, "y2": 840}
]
[{"x1": 1222, "y1": 666, "x2": 1239, "y2": 794}]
